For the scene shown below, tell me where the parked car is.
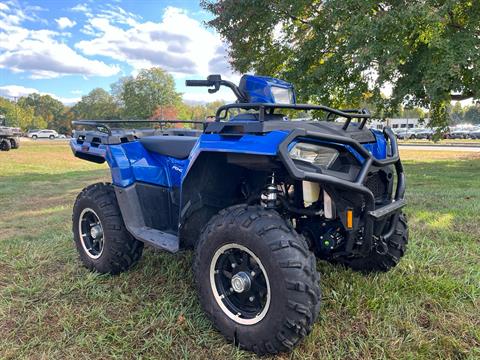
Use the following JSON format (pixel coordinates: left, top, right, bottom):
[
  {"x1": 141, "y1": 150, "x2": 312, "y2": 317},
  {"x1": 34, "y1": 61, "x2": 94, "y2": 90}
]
[
  {"x1": 413, "y1": 128, "x2": 434, "y2": 139},
  {"x1": 27, "y1": 129, "x2": 59, "y2": 140},
  {"x1": 449, "y1": 128, "x2": 471, "y2": 139},
  {"x1": 469, "y1": 127, "x2": 480, "y2": 139},
  {"x1": 395, "y1": 128, "x2": 416, "y2": 139}
]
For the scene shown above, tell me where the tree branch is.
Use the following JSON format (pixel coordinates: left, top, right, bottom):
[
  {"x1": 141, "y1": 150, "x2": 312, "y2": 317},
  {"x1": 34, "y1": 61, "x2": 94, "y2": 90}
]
[{"x1": 451, "y1": 92, "x2": 474, "y2": 101}]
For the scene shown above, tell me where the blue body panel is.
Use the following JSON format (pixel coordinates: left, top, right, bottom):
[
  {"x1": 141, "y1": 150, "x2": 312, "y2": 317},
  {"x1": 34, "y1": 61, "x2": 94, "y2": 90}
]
[
  {"x1": 70, "y1": 127, "x2": 388, "y2": 188},
  {"x1": 105, "y1": 142, "x2": 188, "y2": 187},
  {"x1": 240, "y1": 75, "x2": 296, "y2": 104},
  {"x1": 70, "y1": 130, "x2": 291, "y2": 188},
  {"x1": 70, "y1": 140, "x2": 188, "y2": 187}
]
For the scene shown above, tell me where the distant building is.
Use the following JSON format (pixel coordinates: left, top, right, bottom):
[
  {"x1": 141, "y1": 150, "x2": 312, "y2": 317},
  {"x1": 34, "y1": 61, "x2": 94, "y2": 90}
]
[{"x1": 369, "y1": 118, "x2": 429, "y2": 130}]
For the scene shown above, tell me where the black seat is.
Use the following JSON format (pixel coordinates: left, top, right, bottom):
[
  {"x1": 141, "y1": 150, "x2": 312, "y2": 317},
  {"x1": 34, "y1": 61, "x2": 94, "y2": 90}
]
[{"x1": 139, "y1": 136, "x2": 198, "y2": 159}]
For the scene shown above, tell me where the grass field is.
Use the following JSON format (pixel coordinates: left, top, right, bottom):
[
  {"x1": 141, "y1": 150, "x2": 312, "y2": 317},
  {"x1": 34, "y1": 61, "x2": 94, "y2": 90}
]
[
  {"x1": 398, "y1": 138, "x2": 480, "y2": 146},
  {"x1": 1, "y1": 142, "x2": 479, "y2": 359}
]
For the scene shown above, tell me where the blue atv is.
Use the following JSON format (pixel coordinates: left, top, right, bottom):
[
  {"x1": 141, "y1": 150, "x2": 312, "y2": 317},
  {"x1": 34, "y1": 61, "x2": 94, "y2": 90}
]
[{"x1": 70, "y1": 74, "x2": 408, "y2": 355}]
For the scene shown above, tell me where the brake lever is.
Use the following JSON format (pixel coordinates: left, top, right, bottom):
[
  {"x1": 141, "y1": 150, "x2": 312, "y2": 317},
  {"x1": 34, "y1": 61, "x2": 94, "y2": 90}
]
[{"x1": 208, "y1": 82, "x2": 221, "y2": 94}]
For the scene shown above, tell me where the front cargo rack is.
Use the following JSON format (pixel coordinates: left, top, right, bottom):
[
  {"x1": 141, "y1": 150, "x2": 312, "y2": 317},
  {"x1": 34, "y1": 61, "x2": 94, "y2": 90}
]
[{"x1": 215, "y1": 103, "x2": 371, "y2": 130}]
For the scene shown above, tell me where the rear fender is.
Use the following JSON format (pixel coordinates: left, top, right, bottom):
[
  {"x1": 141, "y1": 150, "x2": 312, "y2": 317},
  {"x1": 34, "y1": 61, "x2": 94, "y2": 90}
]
[
  {"x1": 70, "y1": 138, "x2": 188, "y2": 187},
  {"x1": 70, "y1": 138, "x2": 107, "y2": 164}
]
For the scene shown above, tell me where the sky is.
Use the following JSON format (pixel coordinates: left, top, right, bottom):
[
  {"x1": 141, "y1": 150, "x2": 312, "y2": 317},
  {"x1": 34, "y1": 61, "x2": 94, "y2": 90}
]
[{"x1": 0, "y1": 0, "x2": 239, "y2": 105}]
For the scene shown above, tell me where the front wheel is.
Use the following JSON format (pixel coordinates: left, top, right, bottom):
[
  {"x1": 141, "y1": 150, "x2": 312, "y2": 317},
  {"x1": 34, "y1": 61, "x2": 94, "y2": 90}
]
[
  {"x1": 194, "y1": 205, "x2": 321, "y2": 355},
  {"x1": 72, "y1": 183, "x2": 144, "y2": 274},
  {"x1": 49, "y1": 135, "x2": 55, "y2": 139}
]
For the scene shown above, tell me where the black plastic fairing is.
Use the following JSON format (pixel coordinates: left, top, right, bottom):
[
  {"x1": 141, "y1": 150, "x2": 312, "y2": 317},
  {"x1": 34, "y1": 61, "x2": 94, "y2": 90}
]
[
  {"x1": 277, "y1": 126, "x2": 406, "y2": 255},
  {"x1": 205, "y1": 120, "x2": 376, "y2": 143}
]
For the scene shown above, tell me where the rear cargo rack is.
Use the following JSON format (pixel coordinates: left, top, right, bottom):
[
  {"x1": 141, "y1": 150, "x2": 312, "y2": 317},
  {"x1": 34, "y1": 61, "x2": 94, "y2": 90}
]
[
  {"x1": 72, "y1": 119, "x2": 206, "y2": 136},
  {"x1": 215, "y1": 103, "x2": 371, "y2": 131}
]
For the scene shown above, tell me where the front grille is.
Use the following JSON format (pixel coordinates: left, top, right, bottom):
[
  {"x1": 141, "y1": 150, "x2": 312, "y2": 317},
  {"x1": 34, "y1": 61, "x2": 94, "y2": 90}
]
[{"x1": 365, "y1": 172, "x2": 387, "y2": 201}]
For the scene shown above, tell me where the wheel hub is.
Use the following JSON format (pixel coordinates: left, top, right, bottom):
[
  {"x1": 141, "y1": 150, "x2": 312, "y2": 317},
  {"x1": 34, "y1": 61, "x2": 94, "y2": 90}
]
[
  {"x1": 231, "y1": 272, "x2": 251, "y2": 293},
  {"x1": 210, "y1": 244, "x2": 271, "y2": 325},
  {"x1": 78, "y1": 208, "x2": 104, "y2": 259},
  {"x1": 90, "y1": 225, "x2": 103, "y2": 239}
]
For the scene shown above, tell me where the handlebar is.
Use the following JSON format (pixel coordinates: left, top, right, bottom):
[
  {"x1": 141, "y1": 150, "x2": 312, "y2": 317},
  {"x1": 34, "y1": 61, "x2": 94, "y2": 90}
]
[
  {"x1": 185, "y1": 74, "x2": 248, "y2": 102},
  {"x1": 185, "y1": 80, "x2": 214, "y2": 87}
]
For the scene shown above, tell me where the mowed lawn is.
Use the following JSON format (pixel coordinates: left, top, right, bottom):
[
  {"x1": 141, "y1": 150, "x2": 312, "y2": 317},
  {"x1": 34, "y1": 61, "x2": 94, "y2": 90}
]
[{"x1": 0, "y1": 141, "x2": 479, "y2": 360}]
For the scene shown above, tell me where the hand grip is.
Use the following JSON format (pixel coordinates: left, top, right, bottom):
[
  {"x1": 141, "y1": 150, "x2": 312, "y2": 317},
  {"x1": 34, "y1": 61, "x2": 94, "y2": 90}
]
[{"x1": 185, "y1": 80, "x2": 213, "y2": 87}]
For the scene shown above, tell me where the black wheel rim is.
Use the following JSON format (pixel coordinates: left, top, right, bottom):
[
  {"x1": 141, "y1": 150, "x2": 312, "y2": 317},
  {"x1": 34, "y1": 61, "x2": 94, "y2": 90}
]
[
  {"x1": 78, "y1": 208, "x2": 104, "y2": 259},
  {"x1": 210, "y1": 244, "x2": 270, "y2": 325}
]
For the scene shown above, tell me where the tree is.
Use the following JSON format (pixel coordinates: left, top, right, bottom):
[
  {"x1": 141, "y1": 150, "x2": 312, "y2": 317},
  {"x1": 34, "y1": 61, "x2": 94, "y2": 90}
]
[
  {"x1": 18, "y1": 93, "x2": 65, "y2": 129},
  {"x1": 150, "y1": 105, "x2": 179, "y2": 120},
  {"x1": 177, "y1": 100, "x2": 226, "y2": 120},
  {"x1": 0, "y1": 96, "x2": 46, "y2": 130},
  {"x1": 202, "y1": 0, "x2": 480, "y2": 127},
  {"x1": 449, "y1": 101, "x2": 465, "y2": 124},
  {"x1": 71, "y1": 88, "x2": 119, "y2": 120},
  {"x1": 113, "y1": 67, "x2": 182, "y2": 119},
  {"x1": 463, "y1": 105, "x2": 480, "y2": 124}
]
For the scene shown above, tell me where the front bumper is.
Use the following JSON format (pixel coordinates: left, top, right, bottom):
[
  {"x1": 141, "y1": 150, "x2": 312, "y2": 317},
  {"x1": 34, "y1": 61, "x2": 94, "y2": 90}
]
[{"x1": 278, "y1": 127, "x2": 406, "y2": 255}]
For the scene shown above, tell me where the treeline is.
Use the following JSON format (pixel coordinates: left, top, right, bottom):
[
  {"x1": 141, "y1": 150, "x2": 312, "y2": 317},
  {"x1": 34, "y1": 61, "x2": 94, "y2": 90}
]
[
  {"x1": 1, "y1": 67, "x2": 479, "y2": 133},
  {"x1": 0, "y1": 67, "x2": 224, "y2": 133},
  {"x1": 449, "y1": 102, "x2": 480, "y2": 125}
]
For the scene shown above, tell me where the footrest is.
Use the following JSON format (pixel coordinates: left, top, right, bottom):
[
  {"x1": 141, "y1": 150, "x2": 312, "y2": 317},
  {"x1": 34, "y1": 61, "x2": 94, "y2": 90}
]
[
  {"x1": 129, "y1": 226, "x2": 179, "y2": 253},
  {"x1": 368, "y1": 199, "x2": 406, "y2": 220}
]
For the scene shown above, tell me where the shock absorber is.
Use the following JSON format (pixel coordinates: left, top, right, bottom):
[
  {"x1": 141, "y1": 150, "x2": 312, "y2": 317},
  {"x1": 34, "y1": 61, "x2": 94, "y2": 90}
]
[{"x1": 263, "y1": 172, "x2": 278, "y2": 209}]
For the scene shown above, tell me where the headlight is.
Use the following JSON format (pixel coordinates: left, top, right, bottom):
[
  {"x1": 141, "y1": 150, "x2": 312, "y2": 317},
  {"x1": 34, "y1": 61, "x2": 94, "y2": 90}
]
[
  {"x1": 289, "y1": 143, "x2": 339, "y2": 169},
  {"x1": 271, "y1": 86, "x2": 294, "y2": 104}
]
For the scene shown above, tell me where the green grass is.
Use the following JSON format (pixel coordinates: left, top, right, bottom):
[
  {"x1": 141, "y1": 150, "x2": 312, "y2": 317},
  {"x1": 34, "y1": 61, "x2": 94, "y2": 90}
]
[
  {"x1": 399, "y1": 138, "x2": 480, "y2": 145},
  {"x1": 1, "y1": 142, "x2": 479, "y2": 359}
]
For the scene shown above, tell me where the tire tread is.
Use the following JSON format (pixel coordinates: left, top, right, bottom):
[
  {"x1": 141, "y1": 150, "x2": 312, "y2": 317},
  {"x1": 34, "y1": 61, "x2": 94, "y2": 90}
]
[
  {"x1": 193, "y1": 204, "x2": 321, "y2": 355},
  {"x1": 72, "y1": 182, "x2": 143, "y2": 275}
]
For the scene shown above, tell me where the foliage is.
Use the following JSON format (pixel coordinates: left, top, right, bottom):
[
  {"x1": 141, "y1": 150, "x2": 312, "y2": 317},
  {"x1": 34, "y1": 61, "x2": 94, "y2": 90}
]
[
  {"x1": 463, "y1": 104, "x2": 480, "y2": 124},
  {"x1": 17, "y1": 93, "x2": 65, "y2": 130},
  {"x1": 449, "y1": 101, "x2": 465, "y2": 124},
  {"x1": 202, "y1": 0, "x2": 480, "y2": 127},
  {"x1": 0, "y1": 65, "x2": 230, "y2": 132},
  {"x1": 448, "y1": 102, "x2": 480, "y2": 125},
  {"x1": 0, "y1": 97, "x2": 46, "y2": 130},
  {"x1": 71, "y1": 88, "x2": 119, "y2": 121},
  {"x1": 150, "y1": 105, "x2": 179, "y2": 120},
  {"x1": 113, "y1": 68, "x2": 182, "y2": 119},
  {"x1": 177, "y1": 100, "x2": 225, "y2": 120}
]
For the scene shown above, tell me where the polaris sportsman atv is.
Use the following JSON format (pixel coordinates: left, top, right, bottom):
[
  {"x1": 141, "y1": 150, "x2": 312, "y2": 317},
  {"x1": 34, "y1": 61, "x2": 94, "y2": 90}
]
[{"x1": 70, "y1": 74, "x2": 407, "y2": 355}]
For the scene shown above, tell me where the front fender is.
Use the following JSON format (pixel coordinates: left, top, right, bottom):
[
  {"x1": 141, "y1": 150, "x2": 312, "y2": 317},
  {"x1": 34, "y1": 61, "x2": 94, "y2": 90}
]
[{"x1": 182, "y1": 130, "x2": 289, "y2": 181}]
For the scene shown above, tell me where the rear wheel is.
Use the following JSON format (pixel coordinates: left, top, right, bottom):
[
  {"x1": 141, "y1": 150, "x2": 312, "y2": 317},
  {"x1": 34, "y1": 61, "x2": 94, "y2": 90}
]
[
  {"x1": 0, "y1": 139, "x2": 11, "y2": 151},
  {"x1": 10, "y1": 137, "x2": 20, "y2": 149},
  {"x1": 72, "y1": 183, "x2": 144, "y2": 274},
  {"x1": 334, "y1": 213, "x2": 408, "y2": 273},
  {"x1": 194, "y1": 204, "x2": 321, "y2": 355}
]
